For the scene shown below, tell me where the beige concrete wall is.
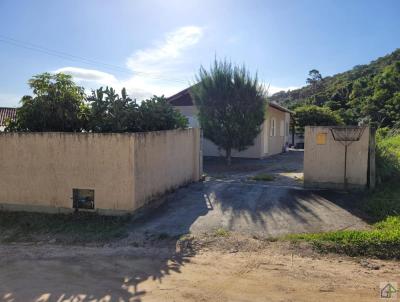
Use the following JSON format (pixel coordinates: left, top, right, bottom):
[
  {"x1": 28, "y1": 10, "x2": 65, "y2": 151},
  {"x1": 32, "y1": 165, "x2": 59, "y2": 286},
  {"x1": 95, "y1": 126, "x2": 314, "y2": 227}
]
[
  {"x1": 0, "y1": 133, "x2": 135, "y2": 212},
  {"x1": 133, "y1": 128, "x2": 201, "y2": 207},
  {"x1": 304, "y1": 126, "x2": 370, "y2": 189},
  {"x1": 0, "y1": 129, "x2": 201, "y2": 214}
]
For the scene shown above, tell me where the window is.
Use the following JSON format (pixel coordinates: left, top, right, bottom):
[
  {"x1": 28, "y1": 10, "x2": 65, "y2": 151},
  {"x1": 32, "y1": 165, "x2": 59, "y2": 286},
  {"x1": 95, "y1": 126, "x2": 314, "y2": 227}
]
[
  {"x1": 270, "y1": 118, "x2": 276, "y2": 136},
  {"x1": 280, "y1": 120, "x2": 285, "y2": 137},
  {"x1": 73, "y1": 189, "x2": 95, "y2": 209}
]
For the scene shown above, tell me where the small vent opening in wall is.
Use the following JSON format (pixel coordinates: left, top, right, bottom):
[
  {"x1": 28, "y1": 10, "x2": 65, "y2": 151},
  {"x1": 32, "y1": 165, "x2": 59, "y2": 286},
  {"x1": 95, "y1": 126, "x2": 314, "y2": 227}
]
[{"x1": 73, "y1": 189, "x2": 95, "y2": 210}]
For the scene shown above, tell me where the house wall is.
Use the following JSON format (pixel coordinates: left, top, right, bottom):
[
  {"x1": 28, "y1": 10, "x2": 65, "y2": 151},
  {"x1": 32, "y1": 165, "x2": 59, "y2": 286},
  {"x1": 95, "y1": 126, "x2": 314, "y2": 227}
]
[
  {"x1": 203, "y1": 132, "x2": 263, "y2": 158},
  {"x1": 175, "y1": 106, "x2": 199, "y2": 128},
  {"x1": 0, "y1": 129, "x2": 201, "y2": 214},
  {"x1": 262, "y1": 106, "x2": 288, "y2": 156},
  {"x1": 304, "y1": 126, "x2": 370, "y2": 189},
  {"x1": 174, "y1": 104, "x2": 289, "y2": 159}
]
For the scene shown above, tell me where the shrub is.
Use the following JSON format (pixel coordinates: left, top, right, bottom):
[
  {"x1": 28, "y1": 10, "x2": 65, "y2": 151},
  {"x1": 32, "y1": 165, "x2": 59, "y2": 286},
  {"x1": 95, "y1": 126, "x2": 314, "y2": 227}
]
[
  {"x1": 376, "y1": 129, "x2": 400, "y2": 182},
  {"x1": 87, "y1": 88, "x2": 188, "y2": 133},
  {"x1": 8, "y1": 73, "x2": 188, "y2": 133},
  {"x1": 364, "y1": 182, "x2": 400, "y2": 220}
]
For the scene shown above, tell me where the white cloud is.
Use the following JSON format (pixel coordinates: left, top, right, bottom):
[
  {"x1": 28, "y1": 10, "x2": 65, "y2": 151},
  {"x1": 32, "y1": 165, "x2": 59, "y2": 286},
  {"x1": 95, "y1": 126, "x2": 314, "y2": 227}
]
[
  {"x1": 55, "y1": 67, "x2": 119, "y2": 86},
  {"x1": 267, "y1": 85, "x2": 299, "y2": 96},
  {"x1": 127, "y1": 26, "x2": 203, "y2": 74},
  {"x1": 55, "y1": 26, "x2": 203, "y2": 100}
]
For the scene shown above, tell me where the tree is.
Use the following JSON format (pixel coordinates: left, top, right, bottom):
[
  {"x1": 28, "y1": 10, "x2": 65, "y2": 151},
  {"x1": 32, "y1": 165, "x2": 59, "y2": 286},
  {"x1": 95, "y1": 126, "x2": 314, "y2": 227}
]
[
  {"x1": 191, "y1": 59, "x2": 267, "y2": 165},
  {"x1": 352, "y1": 62, "x2": 400, "y2": 127},
  {"x1": 6, "y1": 73, "x2": 86, "y2": 132},
  {"x1": 8, "y1": 73, "x2": 188, "y2": 133},
  {"x1": 270, "y1": 49, "x2": 400, "y2": 128},
  {"x1": 294, "y1": 105, "x2": 343, "y2": 132},
  {"x1": 87, "y1": 88, "x2": 187, "y2": 132},
  {"x1": 138, "y1": 96, "x2": 188, "y2": 131},
  {"x1": 306, "y1": 69, "x2": 323, "y2": 87},
  {"x1": 87, "y1": 87, "x2": 139, "y2": 132}
]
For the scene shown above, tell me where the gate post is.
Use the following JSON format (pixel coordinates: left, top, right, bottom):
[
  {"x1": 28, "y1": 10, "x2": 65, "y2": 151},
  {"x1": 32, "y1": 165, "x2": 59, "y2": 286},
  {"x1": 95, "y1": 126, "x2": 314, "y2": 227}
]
[{"x1": 368, "y1": 128, "x2": 376, "y2": 190}]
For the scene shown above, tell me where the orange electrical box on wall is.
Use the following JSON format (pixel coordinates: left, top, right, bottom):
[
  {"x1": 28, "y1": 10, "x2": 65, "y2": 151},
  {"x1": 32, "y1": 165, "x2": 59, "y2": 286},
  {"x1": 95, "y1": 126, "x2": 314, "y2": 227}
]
[{"x1": 316, "y1": 133, "x2": 327, "y2": 145}]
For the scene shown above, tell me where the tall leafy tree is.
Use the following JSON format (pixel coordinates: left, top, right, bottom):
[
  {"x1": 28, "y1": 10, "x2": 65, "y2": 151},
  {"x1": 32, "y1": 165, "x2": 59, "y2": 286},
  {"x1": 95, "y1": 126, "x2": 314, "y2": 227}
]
[
  {"x1": 191, "y1": 59, "x2": 267, "y2": 165},
  {"x1": 306, "y1": 69, "x2": 323, "y2": 88},
  {"x1": 294, "y1": 105, "x2": 343, "y2": 132},
  {"x1": 7, "y1": 73, "x2": 86, "y2": 131}
]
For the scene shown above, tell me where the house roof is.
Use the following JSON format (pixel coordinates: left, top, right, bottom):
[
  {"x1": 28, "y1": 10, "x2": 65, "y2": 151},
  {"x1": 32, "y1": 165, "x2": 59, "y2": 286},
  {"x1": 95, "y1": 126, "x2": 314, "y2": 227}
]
[
  {"x1": 167, "y1": 87, "x2": 193, "y2": 106},
  {"x1": 167, "y1": 87, "x2": 293, "y2": 114},
  {"x1": 268, "y1": 102, "x2": 294, "y2": 114},
  {"x1": 0, "y1": 107, "x2": 17, "y2": 126}
]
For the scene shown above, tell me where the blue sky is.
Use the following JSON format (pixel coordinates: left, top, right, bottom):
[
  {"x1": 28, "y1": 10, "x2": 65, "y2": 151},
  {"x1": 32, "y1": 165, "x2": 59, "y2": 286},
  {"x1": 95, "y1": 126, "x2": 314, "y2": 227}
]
[{"x1": 1, "y1": 0, "x2": 399, "y2": 107}]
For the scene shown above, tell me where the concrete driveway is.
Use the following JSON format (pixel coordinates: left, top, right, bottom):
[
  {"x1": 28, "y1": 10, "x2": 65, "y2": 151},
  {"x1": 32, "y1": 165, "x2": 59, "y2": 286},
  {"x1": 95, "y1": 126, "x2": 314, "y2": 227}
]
[{"x1": 131, "y1": 151, "x2": 368, "y2": 238}]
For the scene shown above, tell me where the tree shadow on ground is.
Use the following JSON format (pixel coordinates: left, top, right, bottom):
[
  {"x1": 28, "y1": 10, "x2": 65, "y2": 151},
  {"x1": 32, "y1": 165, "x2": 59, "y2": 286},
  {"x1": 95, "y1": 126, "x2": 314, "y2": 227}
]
[
  {"x1": 0, "y1": 195, "x2": 206, "y2": 302},
  {"x1": 0, "y1": 236, "x2": 199, "y2": 302}
]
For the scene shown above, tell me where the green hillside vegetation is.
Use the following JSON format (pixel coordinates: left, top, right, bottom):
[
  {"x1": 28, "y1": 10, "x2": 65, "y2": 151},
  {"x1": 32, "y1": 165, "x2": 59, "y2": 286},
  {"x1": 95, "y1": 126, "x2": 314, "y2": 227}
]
[{"x1": 270, "y1": 49, "x2": 400, "y2": 128}]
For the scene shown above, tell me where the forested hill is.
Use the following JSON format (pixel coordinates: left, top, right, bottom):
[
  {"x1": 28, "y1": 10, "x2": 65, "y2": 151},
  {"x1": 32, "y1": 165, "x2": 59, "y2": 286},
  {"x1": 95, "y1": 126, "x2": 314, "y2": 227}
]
[{"x1": 270, "y1": 49, "x2": 400, "y2": 127}]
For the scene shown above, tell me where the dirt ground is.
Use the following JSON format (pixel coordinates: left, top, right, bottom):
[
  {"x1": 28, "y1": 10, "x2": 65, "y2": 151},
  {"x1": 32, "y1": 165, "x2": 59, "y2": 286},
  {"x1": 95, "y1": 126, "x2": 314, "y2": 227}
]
[{"x1": 1, "y1": 235, "x2": 399, "y2": 302}]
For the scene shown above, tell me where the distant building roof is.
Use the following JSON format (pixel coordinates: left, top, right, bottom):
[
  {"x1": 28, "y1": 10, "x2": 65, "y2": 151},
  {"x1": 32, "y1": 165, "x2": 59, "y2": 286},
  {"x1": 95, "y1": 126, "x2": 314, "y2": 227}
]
[
  {"x1": 167, "y1": 87, "x2": 293, "y2": 114},
  {"x1": 0, "y1": 107, "x2": 17, "y2": 126}
]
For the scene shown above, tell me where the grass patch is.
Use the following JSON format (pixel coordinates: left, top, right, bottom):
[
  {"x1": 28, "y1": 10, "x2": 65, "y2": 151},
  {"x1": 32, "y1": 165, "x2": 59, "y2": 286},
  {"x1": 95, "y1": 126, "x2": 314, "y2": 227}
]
[
  {"x1": 363, "y1": 181, "x2": 400, "y2": 220},
  {"x1": 0, "y1": 211, "x2": 131, "y2": 243},
  {"x1": 376, "y1": 130, "x2": 400, "y2": 182},
  {"x1": 288, "y1": 216, "x2": 400, "y2": 259},
  {"x1": 214, "y1": 228, "x2": 230, "y2": 237},
  {"x1": 249, "y1": 173, "x2": 275, "y2": 181},
  {"x1": 289, "y1": 181, "x2": 400, "y2": 259}
]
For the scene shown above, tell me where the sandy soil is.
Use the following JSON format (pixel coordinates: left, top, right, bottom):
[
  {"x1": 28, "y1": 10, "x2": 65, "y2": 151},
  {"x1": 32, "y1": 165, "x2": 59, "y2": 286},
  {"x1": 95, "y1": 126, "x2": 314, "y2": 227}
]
[{"x1": 1, "y1": 236, "x2": 398, "y2": 302}]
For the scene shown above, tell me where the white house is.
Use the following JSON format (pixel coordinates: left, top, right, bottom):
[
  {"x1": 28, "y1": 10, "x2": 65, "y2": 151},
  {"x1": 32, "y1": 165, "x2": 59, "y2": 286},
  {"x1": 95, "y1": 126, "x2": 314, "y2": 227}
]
[{"x1": 167, "y1": 88, "x2": 293, "y2": 159}]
